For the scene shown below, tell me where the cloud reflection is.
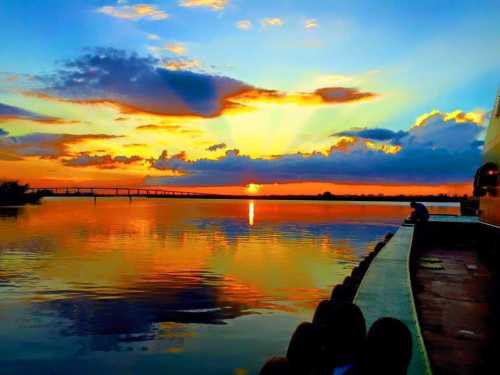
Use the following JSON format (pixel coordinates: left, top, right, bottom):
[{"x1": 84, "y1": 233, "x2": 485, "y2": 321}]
[{"x1": 0, "y1": 199, "x2": 436, "y2": 355}]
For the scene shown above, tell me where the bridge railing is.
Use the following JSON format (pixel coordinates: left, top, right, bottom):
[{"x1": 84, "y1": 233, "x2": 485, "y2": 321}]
[{"x1": 28, "y1": 187, "x2": 214, "y2": 197}]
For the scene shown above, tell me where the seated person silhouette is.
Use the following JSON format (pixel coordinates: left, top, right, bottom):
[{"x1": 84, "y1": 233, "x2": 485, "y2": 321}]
[{"x1": 408, "y1": 201, "x2": 429, "y2": 223}]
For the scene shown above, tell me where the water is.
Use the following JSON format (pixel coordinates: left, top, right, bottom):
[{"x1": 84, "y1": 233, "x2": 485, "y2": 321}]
[{"x1": 0, "y1": 198, "x2": 458, "y2": 374}]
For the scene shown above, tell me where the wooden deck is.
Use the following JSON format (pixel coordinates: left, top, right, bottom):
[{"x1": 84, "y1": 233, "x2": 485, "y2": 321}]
[{"x1": 354, "y1": 225, "x2": 432, "y2": 375}]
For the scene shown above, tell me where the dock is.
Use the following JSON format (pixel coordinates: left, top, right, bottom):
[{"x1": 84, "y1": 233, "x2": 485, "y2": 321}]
[
  {"x1": 258, "y1": 213, "x2": 498, "y2": 374},
  {"x1": 353, "y1": 225, "x2": 432, "y2": 375},
  {"x1": 354, "y1": 214, "x2": 498, "y2": 375}
]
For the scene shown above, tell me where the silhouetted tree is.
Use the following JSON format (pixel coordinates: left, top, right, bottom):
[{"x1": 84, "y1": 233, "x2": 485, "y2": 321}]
[
  {"x1": 0, "y1": 181, "x2": 40, "y2": 205},
  {"x1": 322, "y1": 191, "x2": 333, "y2": 199}
]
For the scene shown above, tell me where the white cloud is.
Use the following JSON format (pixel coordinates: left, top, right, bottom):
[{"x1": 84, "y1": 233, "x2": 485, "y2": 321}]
[
  {"x1": 146, "y1": 33, "x2": 160, "y2": 40},
  {"x1": 304, "y1": 19, "x2": 318, "y2": 29}
]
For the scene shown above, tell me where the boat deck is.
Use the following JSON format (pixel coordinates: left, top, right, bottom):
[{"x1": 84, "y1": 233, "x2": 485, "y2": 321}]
[
  {"x1": 429, "y1": 215, "x2": 480, "y2": 224},
  {"x1": 412, "y1": 224, "x2": 499, "y2": 374}
]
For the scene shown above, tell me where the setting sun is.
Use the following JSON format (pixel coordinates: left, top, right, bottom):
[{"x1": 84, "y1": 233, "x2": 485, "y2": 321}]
[{"x1": 245, "y1": 183, "x2": 262, "y2": 194}]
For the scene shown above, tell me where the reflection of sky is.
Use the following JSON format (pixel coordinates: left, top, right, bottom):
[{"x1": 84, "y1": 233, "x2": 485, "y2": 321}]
[
  {"x1": 0, "y1": 198, "x2": 459, "y2": 374},
  {"x1": 192, "y1": 218, "x2": 394, "y2": 258}
]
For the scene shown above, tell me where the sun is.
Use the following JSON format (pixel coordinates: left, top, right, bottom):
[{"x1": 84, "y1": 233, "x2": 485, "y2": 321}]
[{"x1": 245, "y1": 183, "x2": 262, "y2": 194}]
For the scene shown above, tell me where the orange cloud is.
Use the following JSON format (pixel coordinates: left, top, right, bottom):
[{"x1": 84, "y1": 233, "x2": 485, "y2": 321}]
[
  {"x1": 25, "y1": 86, "x2": 376, "y2": 123},
  {"x1": 0, "y1": 133, "x2": 121, "y2": 161},
  {"x1": 136, "y1": 124, "x2": 182, "y2": 132},
  {"x1": 24, "y1": 91, "x2": 250, "y2": 120},
  {"x1": 97, "y1": 4, "x2": 169, "y2": 20},
  {"x1": 414, "y1": 109, "x2": 486, "y2": 128},
  {"x1": 124, "y1": 143, "x2": 147, "y2": 148},
  {"x1": 328, "y1": 136, "x2": 357, "y2": 153},
  {"x1": 163, "y1": 59, "x2": 201, "y2": 71},
  {"x1": 365, "y1": 141, "x2": 402, "y2": 154},
  {"x1": 25, "y1": 84, "x2": 377, "y2": 125},
  {"x1": 0, "y1": 116, "x2": 80, "y2": 125},
  {"x1": 165, "y1": 42, "x2": 187, "y2": 55},
  {"x1": 228, "y1": 87, "x2": 378, "y2": 106}
]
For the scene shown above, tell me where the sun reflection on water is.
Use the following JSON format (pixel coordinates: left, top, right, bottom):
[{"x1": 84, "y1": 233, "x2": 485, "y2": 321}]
[{"x1": 248, "y1": 200, "x2": 255, "y2": 226}]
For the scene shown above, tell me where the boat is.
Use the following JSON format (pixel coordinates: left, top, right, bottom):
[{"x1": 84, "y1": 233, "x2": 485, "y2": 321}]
[
  {"x1": 259, "y1": 92, "x2": 500, "y2": 375},
  {"x1": 475, "y1": 90, "x2": 500, "y2": 226}
]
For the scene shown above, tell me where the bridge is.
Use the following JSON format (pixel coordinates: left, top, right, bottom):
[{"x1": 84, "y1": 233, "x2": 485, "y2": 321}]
[{"x1": 28, "y1": 187, "x2": 219, "y2": 199}]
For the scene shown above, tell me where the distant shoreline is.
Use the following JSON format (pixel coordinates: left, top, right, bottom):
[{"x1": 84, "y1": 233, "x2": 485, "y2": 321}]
[{"x1": 37, "y1": 193, "x2": 467, "y2": 203}]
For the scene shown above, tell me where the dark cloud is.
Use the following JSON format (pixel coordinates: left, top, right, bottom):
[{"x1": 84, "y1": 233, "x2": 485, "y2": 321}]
[
  {"x1": 0, "y1": 102, "x2": 51, "y2": 121},
  {"x1": 206, "y1": 143, "x2": 227, "y2": 152},
  {"x1": 0, "y1": 133, "x2": 121, "y2": 160},
  {"x1": 37, "y1": 48, "x2": 251, "y2": 118},
  {"x1": 333, "y1": 128, "x2": 407, "y2": 141},
  {"x1": 230, "y1": 87, "x2": 377, "y2": 106},
  {"x1": 315, "y1": 87, "x2": 377, "y2": 103},
  {"x1": 146, "y1": 114, "x2": 484, "y2": 186},
  {"x1": 0, "y1": 102, "x2": 43, "y2": 119},
  {"x1": 149, "y1": 150, "x2": 187, "y2": 170},
  {"x1": 63, "y1": 153, "x2": 143, "y2": 169},
  {"x1": 33, "y1": 48, "x2": 378, "y2": 118}
]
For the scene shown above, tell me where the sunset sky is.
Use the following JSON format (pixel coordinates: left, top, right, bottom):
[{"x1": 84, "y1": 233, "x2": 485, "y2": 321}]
[{"x1": 1, "y1": 0, "x2": 499, "y2": 195}]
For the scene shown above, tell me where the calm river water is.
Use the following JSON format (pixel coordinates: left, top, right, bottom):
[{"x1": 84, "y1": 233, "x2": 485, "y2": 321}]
[{"x1": 0, "y1": 198, "x2": 458, "y2": 374}]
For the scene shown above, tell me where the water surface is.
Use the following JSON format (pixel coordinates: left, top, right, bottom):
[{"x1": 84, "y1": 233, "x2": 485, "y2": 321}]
[{"x1": 0, "y1": 198, "x2": 458, "y2": 374}]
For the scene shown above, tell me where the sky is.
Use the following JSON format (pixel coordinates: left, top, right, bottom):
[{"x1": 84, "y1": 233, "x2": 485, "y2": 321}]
[{"x1": 0, "y1": 0, "x2": 499, "y2": 195}]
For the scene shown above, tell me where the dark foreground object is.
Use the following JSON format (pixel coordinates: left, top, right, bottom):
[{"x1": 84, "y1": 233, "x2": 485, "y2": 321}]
[
  {"x1": 259, "y1": 234, "x2": 407, "y2": 375},
  {"x1": 0, "y1": 181, "x2": 42, "y2": 206},
  {"x1": 412, "y1": 221, "x2": 500, "y2": 374}
]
